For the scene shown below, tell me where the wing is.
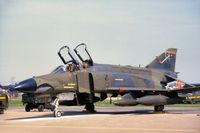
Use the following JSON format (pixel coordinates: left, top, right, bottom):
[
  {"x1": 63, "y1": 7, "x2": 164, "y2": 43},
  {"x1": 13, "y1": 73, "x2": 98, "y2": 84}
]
[
  {"x1": 170, "y1": 86, "x2": 200, "y2": 93},
  {"x1": 107, "y1": 86, "x2": 200, "y2": 94},
  {"x1": 107, "y1": 87, "x2": 171, "y2": 93}
]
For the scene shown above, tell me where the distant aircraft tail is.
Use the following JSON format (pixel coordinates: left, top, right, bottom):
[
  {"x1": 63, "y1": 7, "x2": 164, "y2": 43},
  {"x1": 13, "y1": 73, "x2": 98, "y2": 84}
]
[{"x1": 146, "y1": 48, "x2": 177, "y2": 72}]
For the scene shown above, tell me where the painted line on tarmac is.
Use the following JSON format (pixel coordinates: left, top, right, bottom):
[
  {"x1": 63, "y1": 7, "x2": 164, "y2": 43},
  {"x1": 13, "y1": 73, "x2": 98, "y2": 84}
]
[
  {"x1": 13, "y1": 114, "x2": 111, "y2": 122},
  {"x1": 0, "y1": 124, "x2": 194, "y2": 133}
]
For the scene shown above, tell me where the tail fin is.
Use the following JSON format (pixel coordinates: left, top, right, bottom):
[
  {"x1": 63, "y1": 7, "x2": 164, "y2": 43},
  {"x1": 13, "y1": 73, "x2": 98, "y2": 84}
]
[{"x1": 146, "y1": 48, "x2": 177, "y2": 72}]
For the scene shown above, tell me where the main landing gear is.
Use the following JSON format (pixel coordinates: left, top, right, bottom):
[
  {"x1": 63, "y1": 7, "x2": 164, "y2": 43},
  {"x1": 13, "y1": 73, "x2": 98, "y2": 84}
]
[
  {"x1": 84, "y1": 103, "x2": 96, "y2": 113},
  {"x1": 154, "y1": 105, "x2": 164, "y2": 112}
]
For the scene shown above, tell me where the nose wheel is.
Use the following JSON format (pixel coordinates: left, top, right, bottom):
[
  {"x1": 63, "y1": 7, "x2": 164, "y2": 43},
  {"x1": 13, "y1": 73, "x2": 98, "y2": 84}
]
[
  {"x1": 50, "y1": 96, "x2": 62, "y2": 117},
  {"x1": 53, "y1": 109, "x2": 62, "y2": 117}
]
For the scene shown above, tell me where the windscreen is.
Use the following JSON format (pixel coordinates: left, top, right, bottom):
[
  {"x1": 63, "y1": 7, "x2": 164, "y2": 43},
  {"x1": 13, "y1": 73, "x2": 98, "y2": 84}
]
[{"x1": 51, "y1": 65, "x2": 67, "y2": 74}]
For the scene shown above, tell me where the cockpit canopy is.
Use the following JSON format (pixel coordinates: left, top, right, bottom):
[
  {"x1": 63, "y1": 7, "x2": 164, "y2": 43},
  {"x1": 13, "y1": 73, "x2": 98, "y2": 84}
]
[
  {"x1": 58, "y1": 46, "x2": 80, "y2": 65},
  {"x1": 58, "y1": 43, "x2": 93, "y2": 70},
  {"x1": 74, "y1": 43, "x2": 93, "y2": 66}
]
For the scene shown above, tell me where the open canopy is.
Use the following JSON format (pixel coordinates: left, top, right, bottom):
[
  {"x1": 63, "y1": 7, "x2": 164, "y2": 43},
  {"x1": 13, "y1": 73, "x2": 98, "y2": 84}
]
[
  {"x1": 74, "y1": 43, "x2": 93, "y2": 66},
  {"x1": 57, "y1": 43, "x2": 93, "y2": 69},
  {"x1": 58, "y1": 45, "x2": 80, "y2": 65}
]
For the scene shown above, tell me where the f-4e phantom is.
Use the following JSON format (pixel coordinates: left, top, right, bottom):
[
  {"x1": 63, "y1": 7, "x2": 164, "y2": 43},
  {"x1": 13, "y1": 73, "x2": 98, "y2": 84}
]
[{"x1": 13, "y1": 44, "x2": 200, "y2": 117}]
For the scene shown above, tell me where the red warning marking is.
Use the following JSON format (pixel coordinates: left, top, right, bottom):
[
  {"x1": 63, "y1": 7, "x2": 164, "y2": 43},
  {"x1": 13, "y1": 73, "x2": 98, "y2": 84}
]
[
  {"x1": 165, "y1": 51, "x2": 176, "y2": 55},
  {"x1": 119, "y1": 87, "x2": 125, "y2": 93}
]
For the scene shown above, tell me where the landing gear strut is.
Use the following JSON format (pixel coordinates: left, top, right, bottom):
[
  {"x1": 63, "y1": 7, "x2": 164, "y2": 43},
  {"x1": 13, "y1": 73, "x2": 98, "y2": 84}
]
[
  {"x1": 154, "y1": 105, "x2": 164, "y2": 112},
  {"x1": 85, "y1": 103, "x2": 96, "y2": 112},
  {"x1": 50, "y1": 97, "x2": 62, "y2": 117}
]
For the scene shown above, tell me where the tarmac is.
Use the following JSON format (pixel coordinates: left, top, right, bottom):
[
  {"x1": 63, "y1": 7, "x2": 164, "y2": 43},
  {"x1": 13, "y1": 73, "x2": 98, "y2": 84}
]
[{"x1": 0, "y1": 106, "x2": 200, "y2": 133}]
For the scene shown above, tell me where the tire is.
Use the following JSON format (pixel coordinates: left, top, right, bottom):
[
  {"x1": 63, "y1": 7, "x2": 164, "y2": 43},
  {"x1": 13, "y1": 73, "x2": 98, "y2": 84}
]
[
  {"x1": 38, "y1": 105, "x2": 44, "y2": 112},
  {"x1": 0, "y1": 109, "x2": 4, "y2": 114},
  {"x1": 154, "y1": 105, "x2": 164, "y2": 112},
  {"x1": 25, "y1": 104, "x2": 31, "y2": 112},
  {"x1": 85, "y1": 103, "x2": 95, "y2": 112},
  {"x1": 53, "y1": 110, "x2": 62, "y2": 117}
]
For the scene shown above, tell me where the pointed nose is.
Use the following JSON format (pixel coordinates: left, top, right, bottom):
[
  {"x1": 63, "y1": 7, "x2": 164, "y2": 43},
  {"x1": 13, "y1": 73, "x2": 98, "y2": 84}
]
[{"x1": 14, "y1": 78, "x2": 37, "y2": 93}]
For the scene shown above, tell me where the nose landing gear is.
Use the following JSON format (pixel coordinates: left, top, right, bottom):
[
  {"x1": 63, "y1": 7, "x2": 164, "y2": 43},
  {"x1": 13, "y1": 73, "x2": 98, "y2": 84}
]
[
  {"x1": 53, "y1": 109, "x2": 62, "y2": 117},
  {"x1": 50, "y1": 97, "x2": 62, "y2": 117}
]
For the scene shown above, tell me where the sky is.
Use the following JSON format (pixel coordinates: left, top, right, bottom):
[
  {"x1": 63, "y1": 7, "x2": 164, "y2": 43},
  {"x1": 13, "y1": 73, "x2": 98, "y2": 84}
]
[{"x1": 0, "y1": 0, "x2": 200, "y2": 84}]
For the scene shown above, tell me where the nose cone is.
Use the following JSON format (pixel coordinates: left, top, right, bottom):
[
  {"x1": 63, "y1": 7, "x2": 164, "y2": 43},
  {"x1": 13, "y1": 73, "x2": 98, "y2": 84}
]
[{"x1": 14, "y1": 78, "x2": 37, "y2": 93}]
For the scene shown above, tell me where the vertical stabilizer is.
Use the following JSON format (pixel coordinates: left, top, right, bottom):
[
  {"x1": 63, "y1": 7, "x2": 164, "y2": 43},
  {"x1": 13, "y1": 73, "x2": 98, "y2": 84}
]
[{"x1": 146, "y1": 48, "x2": 177, "y2": 72}]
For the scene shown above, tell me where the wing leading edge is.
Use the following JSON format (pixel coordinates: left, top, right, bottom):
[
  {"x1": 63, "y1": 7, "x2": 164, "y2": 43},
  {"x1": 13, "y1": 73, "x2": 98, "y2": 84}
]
[{"x1": 107, "y1": 86, "x2": 200, "y2": 94}]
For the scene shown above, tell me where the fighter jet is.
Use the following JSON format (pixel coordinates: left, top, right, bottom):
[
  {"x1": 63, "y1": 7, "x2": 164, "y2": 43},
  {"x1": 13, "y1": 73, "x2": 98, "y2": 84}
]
[{"x1": 13, "y1": 43, "x2": 200, "y2": 117}]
